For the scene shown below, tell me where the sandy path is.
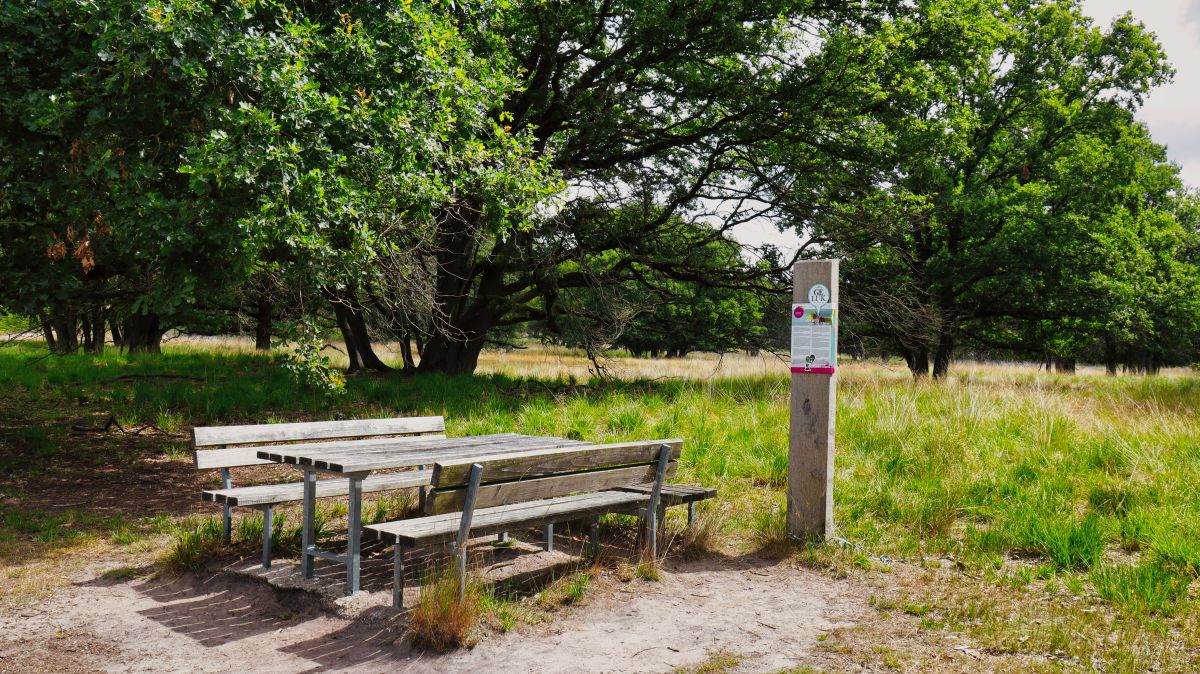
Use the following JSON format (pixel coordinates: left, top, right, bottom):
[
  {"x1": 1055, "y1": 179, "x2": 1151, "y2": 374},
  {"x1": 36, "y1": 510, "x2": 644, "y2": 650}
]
[{"x1": 0, "y1": 558, "x2": 865, "y2": 673}]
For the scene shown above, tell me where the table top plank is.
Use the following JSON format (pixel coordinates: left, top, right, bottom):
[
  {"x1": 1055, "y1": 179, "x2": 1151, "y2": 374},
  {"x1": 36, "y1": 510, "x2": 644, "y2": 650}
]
[
  {"x1": 321, "y1": 438, "x2": 591, "y2": 473},
  {"x1": 258, "y1": 433, "x2": 522, "y2": 464},
  {"x1": 257, "y1": 433, "x2": 591, "y2": 474}
]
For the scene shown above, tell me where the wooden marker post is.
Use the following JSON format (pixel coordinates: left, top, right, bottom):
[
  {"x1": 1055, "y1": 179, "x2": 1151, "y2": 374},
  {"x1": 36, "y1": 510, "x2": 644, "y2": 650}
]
[{"x1": 787, "y1": 260, "x2": 838, "y2": 541}]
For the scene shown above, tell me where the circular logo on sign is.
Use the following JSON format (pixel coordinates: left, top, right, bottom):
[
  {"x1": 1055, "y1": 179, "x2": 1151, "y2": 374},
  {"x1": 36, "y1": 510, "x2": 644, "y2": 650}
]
[
  {"x1": 793, "y1": 306, "x2": 805, "y2": 319},
  {"x1": 808, "y1": 284, "x2": 830, "y2": 305}
]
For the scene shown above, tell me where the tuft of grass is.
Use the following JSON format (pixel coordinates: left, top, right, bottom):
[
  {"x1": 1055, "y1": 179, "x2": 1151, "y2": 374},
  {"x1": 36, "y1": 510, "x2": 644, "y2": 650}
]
[
  {"x1": 1092, "y1": 564, "x2": 1193, "y2": 616},
  {"x1": 671, "y1": 503, "x2": 722, "y2": 559},
  {"x1": 674, "y1": 649, "x2": 745, "y2": 674},
  {"x1": 100, "y1": 565, "x2": 150, "y2": 582},
  {"x1": 636, "y1": 557, "x2": 661, "y2": 582},
  {"x1": 159, "y1": 517, "x2": 224, "y2": 573},
  {"x1": 750, "y1": 503, "x2": 792, "y2": 559},
  {"x1": 535, "y1": 569, "x2": 593, "y2": 609},
  {"x1": 366, "y1": 491, "x2": 418, "y2": 524},
  {"x1": 406, "y1": 566, "x2": 484, "y2": 652}
]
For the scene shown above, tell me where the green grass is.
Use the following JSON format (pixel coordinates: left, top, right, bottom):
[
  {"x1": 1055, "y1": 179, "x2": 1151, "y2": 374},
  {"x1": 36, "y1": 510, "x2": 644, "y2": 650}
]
[{"x1": 3, "y1": 342, "x2": 1200, "y2": 666}]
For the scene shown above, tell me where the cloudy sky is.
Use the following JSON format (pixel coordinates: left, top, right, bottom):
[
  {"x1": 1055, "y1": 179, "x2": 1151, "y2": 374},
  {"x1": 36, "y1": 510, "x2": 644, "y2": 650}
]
[{"x1": 1082, "y1": 0, "x2": 1200, "y2": 187}]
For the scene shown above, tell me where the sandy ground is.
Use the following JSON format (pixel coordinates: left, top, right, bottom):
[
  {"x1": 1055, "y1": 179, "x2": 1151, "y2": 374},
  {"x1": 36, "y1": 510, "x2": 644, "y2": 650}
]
[{"x1": 0, "y1": 554, "x2": 865, "y2": 674}]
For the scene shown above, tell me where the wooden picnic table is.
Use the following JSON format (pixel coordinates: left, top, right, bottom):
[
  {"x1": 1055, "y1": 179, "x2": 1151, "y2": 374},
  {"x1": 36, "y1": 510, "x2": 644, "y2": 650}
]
[{"x1": 256, "y1": 432, "x2": 589, "y2": 594}]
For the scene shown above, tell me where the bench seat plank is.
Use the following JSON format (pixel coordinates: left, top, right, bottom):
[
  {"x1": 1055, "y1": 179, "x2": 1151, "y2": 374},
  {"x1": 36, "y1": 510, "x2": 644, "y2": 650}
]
[
  {"x1": 616, "y1": 483, "x2": 717, "y2": 506},
  {"x1": 365, "y1": 490, "x2": 648, "y2": 547},
  {"x1": 202, "y1": 469, "x2": 433, "y2": 507}
]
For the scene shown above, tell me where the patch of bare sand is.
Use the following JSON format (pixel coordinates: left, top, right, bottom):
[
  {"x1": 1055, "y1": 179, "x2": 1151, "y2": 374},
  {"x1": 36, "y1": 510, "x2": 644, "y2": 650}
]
[{"x1": 0, "y1": 557, "x2": 865, "y2": 673}]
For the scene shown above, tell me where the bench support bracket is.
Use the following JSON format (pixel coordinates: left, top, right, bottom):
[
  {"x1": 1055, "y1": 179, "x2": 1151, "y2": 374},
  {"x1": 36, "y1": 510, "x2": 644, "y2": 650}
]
[
  {"x1": 644, "y1": 444, "x2": 671, "y2": 559},
  {"x1": 454, "y1": 463, "x2": 484, "y2": 601}
]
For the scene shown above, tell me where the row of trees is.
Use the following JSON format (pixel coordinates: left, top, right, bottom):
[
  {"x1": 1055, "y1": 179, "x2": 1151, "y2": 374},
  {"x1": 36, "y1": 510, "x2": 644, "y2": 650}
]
[{"x1": 1, "y1": 0, "x2": 1196, "y2": 379}]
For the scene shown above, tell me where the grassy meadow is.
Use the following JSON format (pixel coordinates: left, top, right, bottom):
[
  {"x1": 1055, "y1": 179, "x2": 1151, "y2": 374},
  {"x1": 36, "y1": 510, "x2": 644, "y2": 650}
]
[{"x1": 2, "y1": 338, "x2": 1199, "y2": 670}]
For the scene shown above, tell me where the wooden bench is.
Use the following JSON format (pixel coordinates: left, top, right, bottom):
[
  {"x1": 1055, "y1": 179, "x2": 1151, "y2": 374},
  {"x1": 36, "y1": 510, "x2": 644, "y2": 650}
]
[
  {"x1": 366, "y1": 439, "x2": 691, "y2": 608},
  {"x1": 192, "y1": 416, "x2": 445, "y2": 568}
]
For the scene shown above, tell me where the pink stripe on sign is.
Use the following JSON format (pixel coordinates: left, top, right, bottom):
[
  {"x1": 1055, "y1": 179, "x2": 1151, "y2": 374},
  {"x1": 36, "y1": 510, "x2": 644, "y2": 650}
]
[{"x1": 791, "y1": 366, "x2": 835, "y2": 374}]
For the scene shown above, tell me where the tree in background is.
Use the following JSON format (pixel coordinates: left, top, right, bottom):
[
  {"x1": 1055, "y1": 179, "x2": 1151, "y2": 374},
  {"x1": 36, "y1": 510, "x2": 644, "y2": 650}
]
[
  {"x1": 0, "y1": 0, "x2": 552, "y2": 361},
  {"x1": 799, "y1": 0, "x2": 1188, "y2": 378}
]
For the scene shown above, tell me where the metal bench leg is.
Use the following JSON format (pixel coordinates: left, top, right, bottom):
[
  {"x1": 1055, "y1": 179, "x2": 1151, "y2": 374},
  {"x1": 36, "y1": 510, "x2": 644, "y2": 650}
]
[
  {"x1": 347, "y1": 475, "x2": 363, "y2": 595},
  {"x1": 220, "y1": 468, "x2": 232, "y2": 544},
  {"x1": 543, "y1": 524, "x2": 554, "y2": 552},
  {"x1": 590, "y1": 517, "x2": 600, "y2": 558},
  {"x1": 261, "y1": 505, "x2": 273, "y2": 569},
  {"x1": 418, "y1": 465, "x2": 427, "y2": 512},
  {"x1": 688, "y1": 501, "x2": 696, "y2": 528},
  {"x1": 301, "y1": 469, "x2": 316, "y2": 578},
  {"x1": 497, "y1": 532, "x2": 508, "y2": 543},
  {"x1": 393, "y1": 544, "x2": 405, "y2": 609}
]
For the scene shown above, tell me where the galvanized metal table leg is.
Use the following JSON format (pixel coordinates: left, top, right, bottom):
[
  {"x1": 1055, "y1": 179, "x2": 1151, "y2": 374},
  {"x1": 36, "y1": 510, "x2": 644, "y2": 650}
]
[
  {"x1": 220, "y1": 468, "x2": 232, "y2": 544},
  {"x1": 418, "y1": 465, "x2": 427, "y2": 512},
  {"x1": 393, "y1": 544, "x2": 404, "y2": 609},
  {"x1": 261, "y1": 505, "x2": 273, "y2": 569},
  {"x1": 543, "y1": 524, "x2": 554, "y2": 552},
  {"x1": 301, "y1": 468, "x2": 316, "y2": 578},
  {"x1": 496, "y1": 532, "x2": 509, "y2": 543},
  {"x1": 347, "y1": 475, "x2": 363, "y2": 595},
  {"x1": 688, "y1": 501, "x2": 696, "y2": 528},
  {"x1": 590, "y1": 517, "x2": 600, "y2": 558}
]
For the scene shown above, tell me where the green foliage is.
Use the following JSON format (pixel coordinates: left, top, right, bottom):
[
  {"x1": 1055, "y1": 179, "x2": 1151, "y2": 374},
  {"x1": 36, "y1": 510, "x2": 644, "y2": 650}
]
[
  {"x1": 0, "y1": 0, "x2": 554, "y2": 351},
  {"x1": 809, "y1": 0, "x2": 1195, "y2": 377},
  {"x1": 280, "y1": 322, "x2": 346, "y2": 396}
]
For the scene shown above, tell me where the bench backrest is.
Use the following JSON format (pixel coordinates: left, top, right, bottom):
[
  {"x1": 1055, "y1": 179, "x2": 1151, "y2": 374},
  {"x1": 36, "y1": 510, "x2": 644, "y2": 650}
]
[
  {"x1": 192, "y1": 416, "x2": 446, "y2": 469},
  {"x1": 424, "y1": 439, "x2": 682, "y2": 515}
]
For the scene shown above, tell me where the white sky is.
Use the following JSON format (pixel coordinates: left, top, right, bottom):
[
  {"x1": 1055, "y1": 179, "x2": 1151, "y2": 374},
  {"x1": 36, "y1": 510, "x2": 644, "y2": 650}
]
[
  {"x1": 1082, "y1": 0, "x2": 1200, "y2": 187},
  {"x1": 732, "y1": 0, "x2": 1200, "y2": 253}
]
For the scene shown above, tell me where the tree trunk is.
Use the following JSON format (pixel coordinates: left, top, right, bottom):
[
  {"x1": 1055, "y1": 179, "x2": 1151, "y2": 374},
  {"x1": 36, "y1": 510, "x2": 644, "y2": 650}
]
[
  {"x1": 90, "y1": 308, "x2": 105, "y2": 355},
  {"x1": 109, "y1": 318, "x2": 123, "y2": 348},
  {"x1": 326, "y1": 289, "x2": 392, "y2": 373},
  {"x1": 81, "y1": 314, "x2": 94, "y2": 352},
  {"x1": 123, "y1": 313, "x2": 162, "y2": 354},
  {"x1": 51, "y1": 311, "x2": 78, "y2": 354},
  {"x1": 398, "y1": 336, "x2": 416, "y2": 370},
  {"x1": 1052, "y1": 357, "x2": 1076, "y2": 374},
  {"x1": 900, "y1": 343, "x2": 930, "y2": 378},
  {"x1": 38, "y1": 312, "x2": 56, "y2": 351},
  {"x1": 931, "y1": 326, "x2": 955, "y2": 380},
  {"x1": 1102, "y1": 334, "x2": 1118, "y2": 376},
  {"x1": 416, "y1": 206, "x2": 503, "y2": 375},
  {"x1": 254, "y1": 296, "x2": 273, "y2": 351}
]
